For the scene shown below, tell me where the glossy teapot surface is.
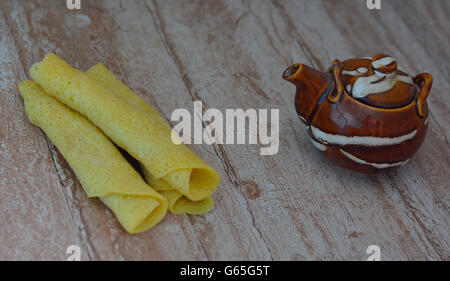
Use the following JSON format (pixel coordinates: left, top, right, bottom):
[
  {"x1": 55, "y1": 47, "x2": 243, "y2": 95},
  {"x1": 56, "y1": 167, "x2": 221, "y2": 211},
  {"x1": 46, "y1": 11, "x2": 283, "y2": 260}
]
[{"x1": 283, "y1": 54, "x2": 432, "y2": 173}]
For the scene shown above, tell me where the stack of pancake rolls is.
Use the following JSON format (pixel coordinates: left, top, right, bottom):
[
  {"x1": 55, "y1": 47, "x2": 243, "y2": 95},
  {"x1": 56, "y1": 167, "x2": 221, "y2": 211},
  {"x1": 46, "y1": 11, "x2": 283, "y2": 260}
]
[{"x1": 18, "y1": 53, "x2": 220, "y2": 234}]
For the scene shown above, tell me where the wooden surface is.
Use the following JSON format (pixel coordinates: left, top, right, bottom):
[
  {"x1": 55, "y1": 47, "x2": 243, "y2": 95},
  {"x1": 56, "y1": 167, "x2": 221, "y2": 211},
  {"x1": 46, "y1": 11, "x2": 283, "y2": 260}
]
[{"x1": 0, "y1": 0, "x2": 448, "y2": 260}]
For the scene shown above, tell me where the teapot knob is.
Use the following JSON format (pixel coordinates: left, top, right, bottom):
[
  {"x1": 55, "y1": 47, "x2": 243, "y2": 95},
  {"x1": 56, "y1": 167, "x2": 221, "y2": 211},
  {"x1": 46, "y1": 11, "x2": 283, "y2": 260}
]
[{"x1": 371, "y1": 54, "x2": 397, "y2": 75}]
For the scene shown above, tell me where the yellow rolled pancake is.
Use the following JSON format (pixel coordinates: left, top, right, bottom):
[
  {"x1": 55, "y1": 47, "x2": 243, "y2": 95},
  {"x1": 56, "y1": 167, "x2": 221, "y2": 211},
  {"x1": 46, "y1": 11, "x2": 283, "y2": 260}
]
[
  {"x1": 85, "y1": 63, "x2": 214, "y2": 214},
  {"x1": 18, "y1": 81, "x2": 168, "y2": 234},
  {"x1": 30, "y1": 53, "x2": 220, "y2": 202},
  {"x1": 141, "y1": 165, "x2": 214, "y2": 215}
]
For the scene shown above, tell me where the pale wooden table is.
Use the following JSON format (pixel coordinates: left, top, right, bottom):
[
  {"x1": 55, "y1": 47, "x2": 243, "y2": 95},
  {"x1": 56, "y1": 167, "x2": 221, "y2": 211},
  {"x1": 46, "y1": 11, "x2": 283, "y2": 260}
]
[{"x1": 0, "y1": 0, "x2": 448, "y2": 260}]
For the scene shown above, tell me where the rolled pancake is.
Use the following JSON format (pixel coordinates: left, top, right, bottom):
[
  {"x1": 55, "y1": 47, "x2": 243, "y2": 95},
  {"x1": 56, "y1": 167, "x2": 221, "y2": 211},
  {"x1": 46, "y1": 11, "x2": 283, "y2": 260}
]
[
  {"x1": 141, "y1": 165, "x2": 214, "y2": 214},
  {"x1": 85, "y1": 63, "x2": 214, "y2": 214},
  {"x1": 30, "y1": 53, "x2": 220, "y2": 202},
  {"x1": 18, "y1": 81, "x2": 168, "y2": 234}
]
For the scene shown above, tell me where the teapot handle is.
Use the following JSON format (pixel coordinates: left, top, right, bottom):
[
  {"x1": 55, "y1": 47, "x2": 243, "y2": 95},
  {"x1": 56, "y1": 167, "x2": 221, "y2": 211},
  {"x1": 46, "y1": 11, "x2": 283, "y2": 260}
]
[
  {"x1": 328, "y1": 60, "x2": 344, "y2": 103},
  {"x1": 414, "y1": 73, "x2": 433, "y2": 117}
]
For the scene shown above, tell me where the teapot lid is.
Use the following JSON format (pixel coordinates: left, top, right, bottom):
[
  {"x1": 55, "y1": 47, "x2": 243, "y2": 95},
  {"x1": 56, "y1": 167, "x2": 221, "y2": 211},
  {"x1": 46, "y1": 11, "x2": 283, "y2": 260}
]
[{"x1": 341, "y1": 54, "x2": 417, "y2": 108}]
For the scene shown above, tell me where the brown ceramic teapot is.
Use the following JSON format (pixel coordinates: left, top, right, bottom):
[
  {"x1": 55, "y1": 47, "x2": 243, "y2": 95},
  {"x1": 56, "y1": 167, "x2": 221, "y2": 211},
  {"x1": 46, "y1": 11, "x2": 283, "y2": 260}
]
[{"x1": 282, "y1": 54, "x2": 432, "y2": 173}]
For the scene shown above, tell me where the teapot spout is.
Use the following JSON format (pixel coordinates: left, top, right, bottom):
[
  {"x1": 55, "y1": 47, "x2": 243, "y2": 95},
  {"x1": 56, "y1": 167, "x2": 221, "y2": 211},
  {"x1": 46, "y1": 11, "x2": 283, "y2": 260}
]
[
  {"x1": 282, "y1": 63, "x2": 303, "y2": 83},
  {"x1": 282, "y1": 63, "x2": 331, "y2": 122}
]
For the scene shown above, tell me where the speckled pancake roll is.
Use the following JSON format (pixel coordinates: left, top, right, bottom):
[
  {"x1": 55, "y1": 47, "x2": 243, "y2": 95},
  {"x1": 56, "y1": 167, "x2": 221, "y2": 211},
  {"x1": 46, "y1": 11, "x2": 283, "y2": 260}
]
[
  {"x1": 30, "y1": 53, "x2": 220, "y2": 202},
  {"x1": 85, "y1": 63, "x2": 215, "y2": 214},
  {"x1": 18, "y1": 81, "x2": 168, "y2": 234}
]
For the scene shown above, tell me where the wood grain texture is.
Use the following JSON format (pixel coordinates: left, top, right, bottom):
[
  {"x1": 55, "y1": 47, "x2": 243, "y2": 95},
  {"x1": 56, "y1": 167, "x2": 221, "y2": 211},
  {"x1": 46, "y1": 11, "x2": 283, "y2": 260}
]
[{"x1": 0, "y1": 0, "x2": 448, "y2": 260}]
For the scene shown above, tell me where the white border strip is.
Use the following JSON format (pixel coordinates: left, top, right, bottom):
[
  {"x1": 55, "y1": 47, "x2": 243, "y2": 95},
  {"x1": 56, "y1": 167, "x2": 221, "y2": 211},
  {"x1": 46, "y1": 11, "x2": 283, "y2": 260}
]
[{"x1": 311, "y1": 126, "x2": 417, "y2": 147}]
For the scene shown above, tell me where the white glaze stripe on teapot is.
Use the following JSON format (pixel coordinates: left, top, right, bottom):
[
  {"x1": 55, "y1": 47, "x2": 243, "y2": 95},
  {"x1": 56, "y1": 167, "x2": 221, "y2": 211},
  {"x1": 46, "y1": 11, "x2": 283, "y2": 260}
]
[
  {"x1": 311, "y1": 126, "x2": 417, "y2": 147},
  {"x1": 310, "y1": 138, "x2": 326, "y2": 151},
  {"x1": 342, "y1": 67, "x2": 368, "y2": 76},
  {"x1": 371, "y1": 56, "x2": 396, "y2": 69},
  {"x1": 340, "y1": 149, "x2": 409, "y2": 169},
  {"x1": 344, "y1": 55, "x2": 415, "y2": 99},
  {"x1": 351, "y1": 73, "x2": 414, "y2": 98}
]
